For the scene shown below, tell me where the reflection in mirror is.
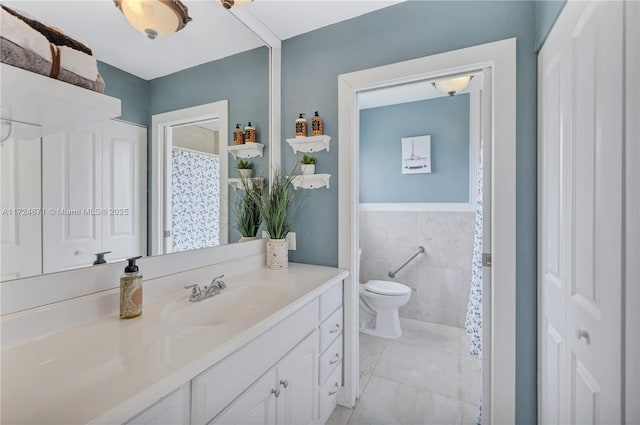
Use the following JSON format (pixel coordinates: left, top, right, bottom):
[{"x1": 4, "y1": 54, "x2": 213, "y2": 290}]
[{"x1": 0, "y1": 1, "x2": 269, "y2": 281}]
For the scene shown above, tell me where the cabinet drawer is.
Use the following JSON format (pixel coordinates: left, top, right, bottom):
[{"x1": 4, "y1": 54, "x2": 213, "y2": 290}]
[
  {"x1": 319, "y1": 336, "x2": 342, "y2": 385},
  {"x1": 125, "y1": 384, "x2": 190, "y2": 425},
  {"x1": 318, "y1": 363, "x2": 342, "y2": 424},
  {"x1": 319, "y1": 281, "x2": 342, "y2": 322},
  {"x1": 191, "y1": 298, "x2": 319, "y2": 425},
  {"x1": 320, "y1": 307, "x2": 342, "y2": 353}
]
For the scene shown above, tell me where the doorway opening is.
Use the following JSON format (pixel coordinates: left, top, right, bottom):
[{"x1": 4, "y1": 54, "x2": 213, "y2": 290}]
[
  {"x1": 150, "y1": 100, "x2": 229, "y2": 256},
  {"x1": 350, "y1": 72, "x2": 484, "y2": 424},
  {"x1": 337, "y1": 39, "x2": 517, "y2": 424}
]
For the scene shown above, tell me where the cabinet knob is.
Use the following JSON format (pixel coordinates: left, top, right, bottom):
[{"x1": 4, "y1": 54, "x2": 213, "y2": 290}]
[
  {"x1": 330, "y1": 323, "x2": 341, "y2": 334},
  {"x1": 329, "y1": 353, "x2": 340, "y2": 365},
  {"x1": 271, "y1": 388, "x2": 280, "y2": 398},
  {"x1": 280, "y1": 379, "x2": 289, "y2": 389},
  {"x1": 575, "y1": 328, "x2": 590, "y2": 343},
  {"x1": 328, "y1": 383, "x2": 339, "y2": 396}
]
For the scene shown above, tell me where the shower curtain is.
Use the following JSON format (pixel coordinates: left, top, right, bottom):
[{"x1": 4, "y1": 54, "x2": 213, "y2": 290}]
[
  {"x1": 465, "y1": 144, "x2": 483, "y2": 424},
  {"x1": 171, "y1": 148, "x2": 220, "y2": 252}
]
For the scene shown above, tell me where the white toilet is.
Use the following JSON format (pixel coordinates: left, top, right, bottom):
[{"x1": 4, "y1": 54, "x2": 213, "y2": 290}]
[{"x1": 358, "y1": 250, "x2": 412, "y2": 339}]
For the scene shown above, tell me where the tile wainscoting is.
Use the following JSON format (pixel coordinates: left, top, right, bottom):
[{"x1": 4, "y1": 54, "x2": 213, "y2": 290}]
[{"x1": 359, "y1": 210, "x2": 475, "y2": 328}]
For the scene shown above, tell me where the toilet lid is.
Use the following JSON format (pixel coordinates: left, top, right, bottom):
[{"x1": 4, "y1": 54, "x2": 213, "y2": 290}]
[{"x1": 365, "y1": 280, "x2": 411, "y2": 296}]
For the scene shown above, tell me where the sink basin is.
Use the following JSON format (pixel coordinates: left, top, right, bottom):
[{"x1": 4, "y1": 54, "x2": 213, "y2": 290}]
[{"x1": 161, "y1": 284, "x2": 287, "y2": 328}]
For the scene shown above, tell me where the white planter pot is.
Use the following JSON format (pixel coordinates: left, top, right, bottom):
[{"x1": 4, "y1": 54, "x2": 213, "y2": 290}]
[
  {"x1": 239, "y1": 236, "x2": 257, "y2": 243},
  {"x1": 301, "y1": 164, "x2": 315, "y2": 175},
  {"x1": 239, "y1": 169, "x2": 253, "y2": 178},
  {"x1": 266, "y1": 239, "x2": 288, "y2": 269}
]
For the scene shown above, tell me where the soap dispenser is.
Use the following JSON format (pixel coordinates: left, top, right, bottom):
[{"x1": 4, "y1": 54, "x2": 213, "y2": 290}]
[
  {"x1": 120, "y1": 256, "x2": 143, "y2": 319},
  {"x1": 244, "y1": 122, "x2": 256, "y2": 143},
  {"x1": 311, "y1": 111, "x2": 324, "y2": 136},
  {"x1": 233, "y1": 124, "x2": 244, "y2": 145},
  {"x1": 295, "y1": 113, "x2": 307, "y2": 137}
]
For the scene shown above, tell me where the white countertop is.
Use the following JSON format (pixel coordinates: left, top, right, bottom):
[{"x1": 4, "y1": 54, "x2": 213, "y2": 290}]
[{"x1": 1, "y1": 263, "x2": 349, "y2": 425}]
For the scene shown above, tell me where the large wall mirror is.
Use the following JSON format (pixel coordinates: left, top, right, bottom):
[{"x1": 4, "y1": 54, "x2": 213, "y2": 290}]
[{"x1": 0, "y1": 0, "x2": 270, "y2": 282}]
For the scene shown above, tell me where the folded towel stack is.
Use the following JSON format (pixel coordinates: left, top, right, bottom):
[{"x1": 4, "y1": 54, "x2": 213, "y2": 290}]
[{"x1": 0, "y1": 5, "x2": 104, "y2": 93}]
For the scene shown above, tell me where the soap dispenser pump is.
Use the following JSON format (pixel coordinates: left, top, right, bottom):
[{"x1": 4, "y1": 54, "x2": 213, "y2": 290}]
[{"x1": 120, "y1": 256, "x2": 143, "y2": 319}]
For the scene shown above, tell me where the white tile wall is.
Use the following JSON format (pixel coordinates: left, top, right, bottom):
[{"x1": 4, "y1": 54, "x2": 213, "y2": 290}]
[{"x1": 359, "y1": 211, "x2": 475, "y2": 328}]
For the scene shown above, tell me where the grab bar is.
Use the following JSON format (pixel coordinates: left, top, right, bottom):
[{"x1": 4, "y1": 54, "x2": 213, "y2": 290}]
[{"x1": 388, "y1": 246, "x2": 425, "y2": 278}]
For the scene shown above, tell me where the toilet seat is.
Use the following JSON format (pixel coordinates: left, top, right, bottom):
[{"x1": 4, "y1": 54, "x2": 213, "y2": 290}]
[{"x1": 364, "y1": 280, "x2": 411, "y2": 296}]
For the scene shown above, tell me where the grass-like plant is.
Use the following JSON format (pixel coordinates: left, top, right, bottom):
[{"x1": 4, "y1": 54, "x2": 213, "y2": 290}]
[
  {"x1": 248, "y1": 169, "x2": 297, "y2": 240},
  {"x1": 300, "y1": 154, "x2": 317, "y2": 165},
  {"x1": 234, "y1": 178, "x2": 263, "y2": 238},
  {"x1": 237, "y1": 160, "x2": 252, "y2": 170}
]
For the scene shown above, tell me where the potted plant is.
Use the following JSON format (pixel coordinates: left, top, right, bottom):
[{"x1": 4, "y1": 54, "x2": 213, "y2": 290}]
[
  {"x1": 234, "y1": 178, "x2": 263, "y2": 242},
  {"x1": 248, "y1": 169, "x2": 297, "y2": 269},
  {"x1": 237, "y1": 160, "x2": 253, "y2": 178},
  {"x1": 299, "y1": 154, "x2": 316, "y2": 175}
]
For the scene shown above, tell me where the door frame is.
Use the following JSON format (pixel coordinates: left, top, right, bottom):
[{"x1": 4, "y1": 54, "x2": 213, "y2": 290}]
[
  {"x1": 337, "y1": 38, "x2": 517, "y2": 423},
  {"x1": 151, "y1": 100, "x2": 229, "y2": 255}
]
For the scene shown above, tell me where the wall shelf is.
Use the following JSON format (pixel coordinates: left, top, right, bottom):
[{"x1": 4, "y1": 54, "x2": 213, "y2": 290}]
[
  {"x1": 286, "y1": 135, "x2": 331, "y2": 154},
  {"x1": 228, "y1": 177, "x2": 264, "y2": 191},
  {"x1": 0, "y1": 64, "x2": 121, "y2": 139},
  {"x1": 226, "y1": 143, "x2": 264, "y2": 159},
  {"x1": 290, "y1": 174, "x2": 331, "y2": 190}
]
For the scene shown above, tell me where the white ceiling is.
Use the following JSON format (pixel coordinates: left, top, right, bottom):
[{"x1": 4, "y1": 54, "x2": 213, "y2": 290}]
[
  {"x1": 358, "y1": 72, "x2": 483, "y2": 110},
  {"x1": 4, "y1": 0, "x2": 403, "y2": 80}
]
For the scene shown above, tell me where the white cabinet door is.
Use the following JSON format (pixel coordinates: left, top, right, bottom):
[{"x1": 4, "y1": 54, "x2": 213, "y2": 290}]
[
  {"x1": 43, "y1": 122, "x2": 102, "y2": 272},
  {"x1": 0, "y1": 131, "x2": 42, "y2": 280},
  {"x1": 539, "y1": 1, "x2": 624, "y2": 423},
  {"x1": 126, "y1": 385, "x2": 190, "y2": 425},
  {"x1": 102, "y1": 120, "x2": 146, "y2": 262},
  {"x1": 276, "y1": 331, "x2": 318, "y2": 425},
  {"x1": 210, "y1": 369, "x2": 277, "y2": 425}
]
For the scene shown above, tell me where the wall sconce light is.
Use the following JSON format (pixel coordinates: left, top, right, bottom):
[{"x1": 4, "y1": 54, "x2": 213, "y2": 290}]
[
  {"x1": 113, "y1": 0, "x2": 192, "y2": 40},
  {"x1": 432, "y1": 75, "x2": 473, "y2": 97},
  {"x1": 216, "y1": 0, "x2": 253, "y2": 10}
]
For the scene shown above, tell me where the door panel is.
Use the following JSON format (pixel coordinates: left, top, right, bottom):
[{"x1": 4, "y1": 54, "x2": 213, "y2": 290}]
[
  {"x1": 0, "y1": 132, "x2": 42, "y2": 280},
  {"x1": 102, "y1": 120, "x2": 146, "y2": 261},
  {"x1": 210, "y1": 369, "x2": 277, "y2": 425},
  {"x1": 276, "y1": 331, "x2": 318, "y2": 425},
  {"x1": 43, "y1": 123, "x2": 102, "y2": 273}
]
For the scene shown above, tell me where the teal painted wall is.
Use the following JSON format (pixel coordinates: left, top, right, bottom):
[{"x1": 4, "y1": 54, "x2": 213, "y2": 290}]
[
  {"x1": 148, "y1": 47, "x2": 270, "y2": 243},
  {"x1": 535, "y1": 0, "x2": 566, "y2": 50},
  {"x1": 97, "y1": 61, "x2": 150, "y2": 127},
  {"x1": 359, "y1": 95, "x2": 470, "y2": 203},
  {"x1": 280, "y1": 1, "x2": 538, "y2": 422}
]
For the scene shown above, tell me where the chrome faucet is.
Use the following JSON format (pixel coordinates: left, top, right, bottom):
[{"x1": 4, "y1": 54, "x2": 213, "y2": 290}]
[{"x1": 184, "y1": 275, "x2": 226, "y2": 302}]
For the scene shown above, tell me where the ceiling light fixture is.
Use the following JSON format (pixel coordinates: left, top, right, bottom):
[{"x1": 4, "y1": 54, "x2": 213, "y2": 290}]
[
  {"x1": 216, "y1": 0, "x2": 254, "y2": 10},
  {"x1": 113, "y1": 0, "x2": 192, "y2": 40},
  {"x1": 432, "y1": 75, "x2": 473, "y2": 97}
]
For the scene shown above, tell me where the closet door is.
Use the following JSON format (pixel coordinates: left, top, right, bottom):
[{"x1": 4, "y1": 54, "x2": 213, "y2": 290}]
[
  {"x1": 0, "y1": 128, "x2": 42, "y2": 280},
  {"x1": 102, "y1": 120, "x2": 146, "y2": 262},
  {"x1": 539, "y1": 1, "x2": 624, "y2": 423},
  {"x1": 43, "y1": 122, "x2": 103, "y2": 273},
  {"x1": 566, "y1": 2, "x2": 623, "y2": 422}
]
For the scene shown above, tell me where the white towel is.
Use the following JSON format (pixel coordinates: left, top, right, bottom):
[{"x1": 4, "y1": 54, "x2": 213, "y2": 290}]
[
  {"x1": 0, "y1": 7, "x2": 50, "y2": 61},
  {"x1": 57, "y1": 45, "x2": 98, "y2": 81},
  {"x1": 1, "y1": 8, "x2": 98, "y2": 81}
]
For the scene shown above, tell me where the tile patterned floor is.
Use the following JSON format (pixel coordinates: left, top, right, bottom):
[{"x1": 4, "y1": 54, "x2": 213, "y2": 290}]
[{"x1": 327, "y1": 318, "x2": 481, "y2": 425}]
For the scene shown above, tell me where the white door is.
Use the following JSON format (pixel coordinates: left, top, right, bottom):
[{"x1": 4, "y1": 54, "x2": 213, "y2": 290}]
[
  {"x1": 539, "y1": 1, "x2": 624, "y2": 423},
  {"x1": 276, "y1": 331, "x2": 318, "y2": 425},
  {"x1": 102, "y1": 120, "x2": 146, "y2": 262},
  {"x1": 0, "y1": 128, "x2": 42, "y2": 280},
  {"x1": 210, "y1": 369, "x2": 277, "y2": 425},
  {"x1": 43, "y1": 122, "x2": 103, "y2": 272}
]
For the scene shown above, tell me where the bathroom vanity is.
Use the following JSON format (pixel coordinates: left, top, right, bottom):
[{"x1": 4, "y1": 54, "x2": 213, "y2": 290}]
[{"x1": 0, "y1": 263, "x2": 348, "y2": 425}]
